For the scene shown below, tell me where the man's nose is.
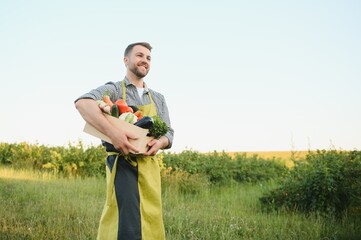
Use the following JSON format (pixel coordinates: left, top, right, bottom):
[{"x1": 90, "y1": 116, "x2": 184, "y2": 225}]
[{"x1": 140, "y1": 58, "x2": 149, "y2": 65}]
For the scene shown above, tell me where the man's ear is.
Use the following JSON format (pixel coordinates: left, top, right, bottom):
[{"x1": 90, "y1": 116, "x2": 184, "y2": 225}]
[{"x1": 123, "y1": 56, "x2": 129, "y2": 66}]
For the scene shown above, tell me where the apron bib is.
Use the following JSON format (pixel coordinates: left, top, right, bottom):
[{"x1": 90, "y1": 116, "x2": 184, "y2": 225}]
[{"x1": 97, "y1": 80, "x2": 165, "y2": 240}]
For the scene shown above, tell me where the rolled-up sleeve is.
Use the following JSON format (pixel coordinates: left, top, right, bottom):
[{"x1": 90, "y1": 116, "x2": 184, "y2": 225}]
[{"x1": 74, "y1": 82, "x2": 121, "y2": 103}]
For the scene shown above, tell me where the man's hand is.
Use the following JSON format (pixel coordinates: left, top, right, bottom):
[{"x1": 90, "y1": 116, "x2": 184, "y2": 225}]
[
  {"x1": 75, "y1": 98, "x2": 139, "y2": 155},
  {"x1": 143, "y1": 136, "x2": 169, "y2": 156},
  {"x1": 109, "y1": 128, "x2": 139, "y2": 155}
]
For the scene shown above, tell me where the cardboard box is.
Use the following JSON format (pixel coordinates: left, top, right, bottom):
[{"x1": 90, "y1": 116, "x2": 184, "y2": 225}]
[{"x1": 83, "y1": 113, "x2": 153, "y2": 154}]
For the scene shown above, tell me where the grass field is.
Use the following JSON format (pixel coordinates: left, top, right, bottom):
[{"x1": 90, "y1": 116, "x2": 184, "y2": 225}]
[{"x1": 1, "y1": 167, "x2": 360, "y2": 239}]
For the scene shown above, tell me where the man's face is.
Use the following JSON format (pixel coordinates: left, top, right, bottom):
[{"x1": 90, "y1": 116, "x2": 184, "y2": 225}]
[{"x1": 125, "y1": 45, "x2": 151, "y2": 79}]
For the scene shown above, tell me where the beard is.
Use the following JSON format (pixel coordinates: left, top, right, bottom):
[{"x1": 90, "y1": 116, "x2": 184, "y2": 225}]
[{"x1": 129, "y1": 64, "x2": 149, "y2": 78}]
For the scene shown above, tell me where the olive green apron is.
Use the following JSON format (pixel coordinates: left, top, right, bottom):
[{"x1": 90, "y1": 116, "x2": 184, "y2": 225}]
[{"x1": 97, "y1": 80, "x2": 165, "y2": 240}]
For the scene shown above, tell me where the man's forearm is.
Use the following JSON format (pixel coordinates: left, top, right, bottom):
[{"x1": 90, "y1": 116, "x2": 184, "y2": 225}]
[{"x1": 75, "y1": 98, "x2": 115, "y2": 139}]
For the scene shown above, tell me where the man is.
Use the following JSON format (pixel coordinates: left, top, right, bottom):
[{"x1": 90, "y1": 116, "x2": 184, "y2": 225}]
[{"x1": 75, "y1": 42, "x2": 173, "y2": 240}]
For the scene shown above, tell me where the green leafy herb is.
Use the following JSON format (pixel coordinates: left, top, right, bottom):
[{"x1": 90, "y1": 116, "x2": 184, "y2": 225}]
[{"x1": 148, "y1": 116, "x2": 168, "y2": 139}]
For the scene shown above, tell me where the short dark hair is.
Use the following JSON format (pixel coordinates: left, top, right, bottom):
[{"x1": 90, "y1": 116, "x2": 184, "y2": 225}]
[{"x1": 124, "y1": 42, "x2": 152, "y2": 57}]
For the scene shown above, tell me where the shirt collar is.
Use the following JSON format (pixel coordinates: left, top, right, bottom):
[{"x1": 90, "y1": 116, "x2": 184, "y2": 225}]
[{"x1": 124, "y1": 77, "x2": 149, "y2": 93}]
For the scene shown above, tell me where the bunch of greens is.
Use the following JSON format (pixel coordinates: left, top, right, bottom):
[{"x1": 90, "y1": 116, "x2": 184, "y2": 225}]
[{"x1": 148, "y1": 116, "x2": 168, "y2": 139}]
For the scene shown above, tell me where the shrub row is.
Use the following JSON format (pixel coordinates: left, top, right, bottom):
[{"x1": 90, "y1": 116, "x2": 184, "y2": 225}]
[
  {"x1": 0, "y1": 141, "x2": 107, "y2": 177},
  {"x1": 162, "y1": 150, "x2": 287, "y2": 185},
  {"x1": 0, "y1": 142, "x2": 287, "y2": 183}
]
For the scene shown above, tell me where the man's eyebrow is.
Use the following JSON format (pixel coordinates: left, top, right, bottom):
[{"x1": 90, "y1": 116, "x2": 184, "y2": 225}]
[{"x1": 135, "y1": 51, "x2": 151, "y2": 59}]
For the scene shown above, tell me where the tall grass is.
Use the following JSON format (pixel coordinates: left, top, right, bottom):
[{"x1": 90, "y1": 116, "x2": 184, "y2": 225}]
[
  {"x1": 1, "y1": 167, "x2": 360, "y2": 239},
  {"x1": 0, "y1": 168, "x2": 105, "y2": 239},
  {"x1": 162, "y1": 180, "x2": 361, "y2": 240}
]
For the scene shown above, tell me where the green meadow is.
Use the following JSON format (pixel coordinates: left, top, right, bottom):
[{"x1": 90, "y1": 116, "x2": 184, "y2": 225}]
[
  {"x1": 1, "y1": 143, "x2": 360, "y2": 239},
  {"x1": 1, "y1": 168, "x2": 360, "y2": 240}
]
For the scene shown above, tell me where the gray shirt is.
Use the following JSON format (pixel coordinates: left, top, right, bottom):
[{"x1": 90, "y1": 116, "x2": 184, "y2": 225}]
[{"x1": 75, "y1": 77, "x2": 174, "y2": 149}]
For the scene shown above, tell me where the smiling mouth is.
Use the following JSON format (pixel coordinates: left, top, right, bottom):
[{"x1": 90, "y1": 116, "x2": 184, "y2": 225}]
[{"x1": 138, "y1": 65, "x2": 148, "y2": 71}]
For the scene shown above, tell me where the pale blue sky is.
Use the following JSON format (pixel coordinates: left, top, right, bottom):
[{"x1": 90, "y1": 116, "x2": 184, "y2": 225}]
[{"x1": 1, "y1": 1, "x2": 360, "y2": 152}]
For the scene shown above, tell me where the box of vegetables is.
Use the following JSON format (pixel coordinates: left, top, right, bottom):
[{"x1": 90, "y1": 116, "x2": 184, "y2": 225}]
[{"x1": 83, "y1": 95, "x2": 168, "y2": 154}]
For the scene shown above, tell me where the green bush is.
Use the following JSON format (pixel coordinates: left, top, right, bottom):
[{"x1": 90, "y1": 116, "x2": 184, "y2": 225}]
[
  {"x1": 0, "y1": 141, "x2": 107, "y2": 177},
  {"x1": 0, "y1": 142, "x2": 15, "y2": 165},
  {"x1": 163, "y1": 150, "x2": 287, "y2": 185},
  {"x1": 0, "y1": 142, "x2": 56, "y2": 169},
  {"x1": 58, "y1": 142, "x2": 107, "y2": 177},
  {"x1": 231, "y1": 153, "x2": 287, "y2": 183},
  {"x1": 260, "y1": 150, "x2": 361, "y2": 217}
]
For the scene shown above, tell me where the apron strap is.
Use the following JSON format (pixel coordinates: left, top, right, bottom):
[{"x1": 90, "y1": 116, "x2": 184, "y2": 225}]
[
  {"x1": 121, "y1": 80, "x2": 127, "y2": 100},
  {"x1": 148, "y1": 90, "x2": 155, "y2": 105},
  {"x1": 121, "y1": 79, "x2": 155, "y2": 107}
]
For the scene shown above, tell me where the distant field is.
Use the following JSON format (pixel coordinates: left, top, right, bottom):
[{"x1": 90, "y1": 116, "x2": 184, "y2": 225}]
[
  {"x1": 227, "y1": 150, "x2": 309, "y2": 160},
  {"x1": 225, "y1": 151, "x2": 310, "y2": 168}
]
